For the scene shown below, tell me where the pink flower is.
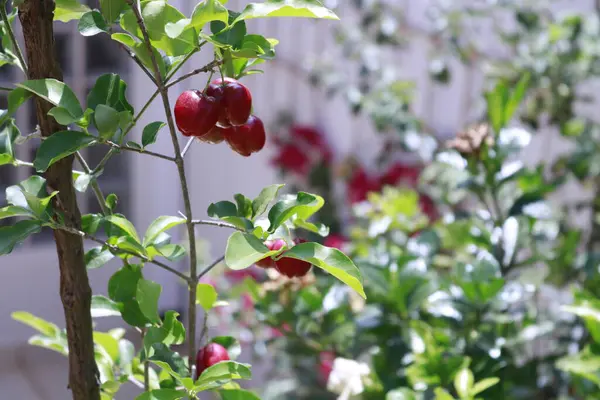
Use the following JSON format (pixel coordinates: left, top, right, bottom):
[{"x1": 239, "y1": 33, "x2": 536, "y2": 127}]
[
  {"x1": 318, "y1": 351, "x2": 336, "y2": 385},
  {"x1": 324, "y1": 234, "x2": 347, "y2": 250}
]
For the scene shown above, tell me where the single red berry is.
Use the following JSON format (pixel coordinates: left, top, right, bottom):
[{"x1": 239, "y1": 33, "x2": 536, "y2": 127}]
[
  {"x1": 206, "y1": 78, "x2": 252, "y2": 126},
  {"x1": 174, "y1": 90, "x2": 219, "y2": 137},
  {"x1": 196, "y1": 343, "x2": 230, "y2": 376},
  {"x1": 255, "y1": 239, "x2": 286, "y2": 269},
  {"x1": 198, "y1": 125, "x2": 228, "y2": 144},
  {"x1": 275, "y1": 255, "x2": 312, "y2": 278},
  {"x1": 223, "y1": 127, "x2": 252, "y2": 157},
  {"x1": 237, "y1": 115, "x2": 266, "y2": 153}
]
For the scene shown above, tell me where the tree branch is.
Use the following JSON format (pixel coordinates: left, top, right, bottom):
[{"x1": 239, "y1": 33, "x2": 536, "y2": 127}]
[
  {"x1": 104, "y1": 141, "x2": 176, "y2": 162},
  {"x1": 197, "y1": 255, "x2": 225, "y2": 281},
  {"x1": 126, "y1": 0, "x2": 200, "y2": 370},
  {"x1": 76, "y1": 152, "x2": 111, "y2": 215},
  {"x1": 0, "y1": 2, "x2": 27, "y2": 74},
  {"x1": 191, "y1": 219, "x2": 245, "y2": 232},
  {"x1": 166, "y1": 59, "x2": 224, "y2": 89}
]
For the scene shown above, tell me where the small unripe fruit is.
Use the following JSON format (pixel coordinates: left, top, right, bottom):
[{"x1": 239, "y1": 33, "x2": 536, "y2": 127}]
[
  {"x1": 206, "y1": 78, "x2": 252, "y2": 127},
  {"x1": 174, "y1": 90, "x2": 219, "y2": 137},
  {"x1": 255, "y1": 239, "x2": 286, "y2": 269},
  {"x1": 196, "y1": 343, "x2": 230, "y2": 376}
]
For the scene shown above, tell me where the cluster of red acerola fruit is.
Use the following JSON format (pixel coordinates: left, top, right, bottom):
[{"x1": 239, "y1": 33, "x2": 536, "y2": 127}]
[
  {"x1": 255, "y1": 238, "x2": 312, "y2": 278},
  {"x1": 174, "y1": 77, "x2": 266, "y2": 156}
]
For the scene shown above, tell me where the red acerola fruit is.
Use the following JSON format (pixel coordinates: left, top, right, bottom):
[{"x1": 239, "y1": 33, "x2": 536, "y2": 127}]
[
  {"x1": 198, "y1": 125, "x2": 228, "y2": 144},
  {"x1": 255, "y1": 239, "x2": 286, "y2": 269},
  {"x1": 206, "y1": 78, "x2": 252, "y2": 126},
  {"x1": 275, "y1": 256, "x2": 312, "y2": 278},
  {"x1": 223, "y1": 115, "x2": 266, "y2": 157},
  {"x1": 174, "y1": 90, "x2": 219, "y2": 137},
  {"x1": 196, "y1": 343, "x2": 230, "y2": 376}
]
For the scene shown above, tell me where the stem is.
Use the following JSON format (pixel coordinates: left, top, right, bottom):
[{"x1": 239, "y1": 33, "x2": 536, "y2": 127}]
[
  {"x1": 115, "y1": 42, "x2": 157, "y2": 86},
  {"x1": 197, "y1": 255, "x2": 225, "y2": 281},
  {"x1": 180, "y1": 138, "x2": 195, "y2": 158},
  {"x1": 0, "y1": 85, "x2": 12, "y2": 91},
  {"x1": 127, "y1": 0, "x2": 199, "y2": 370},
  {"x1": 75, "y1": 151, "x2": 110, "y2": 215},
  {"x1": 165, "y1": 59, "x2": 224, "y2": 89},
  {"x1": 191, "y1": 219, "x2": 244, "y2": 232},
  {"x1": 0, "y1": 2, "x2": 27, "y2": 75},
  {"x1": 104, "y1": 141, "x2": 176, "y2": 163},
  {"x1": 142, "y1": 329, "x2": 149, "y2": 392}
]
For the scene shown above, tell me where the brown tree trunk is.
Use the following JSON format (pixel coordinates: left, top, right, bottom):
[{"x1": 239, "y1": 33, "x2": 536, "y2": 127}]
[{"x1": 18, "y1": 1, "x2": 100, "y2": 399}]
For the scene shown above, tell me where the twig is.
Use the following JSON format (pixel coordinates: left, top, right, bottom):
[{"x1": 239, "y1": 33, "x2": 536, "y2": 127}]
[
  {"x1": 199, "y1": 311, "x2": 209, "y2": 347},
  {"x1": 127, "y1": 0, "x2": 200, "y2": 370},
  {"x1": 104, "y1": 141, "x2": 176, "y2": 162},
  {"x1": 75, "y1": 152, "x2": 111, "y2": 215},
  {"x1": 54, "y1": 225, "x2": 191, "y2": 283},
  {"x1": 142, "y1": 329, "x2": 149, "y2": 392},
  {"x1": 180, "y1": 137, "x2": 195, "y2": 158},
  {"x1": 191, "y1": 219, "x2": 245, "y2": 232},
  {"x1": 197, "y1": 255, "x2": 225, "y2": 281},
  {"x1": 128, "y1": 377, "x2": 144, "y2": 389},
  {"x1": 0, "y1": 86, "x2": 12, "y2": 91},
  {"x1": 0, "y1": 3, "x2": 27, "y2": 75},
  {"x1": 116, "y1": 42, "x2": 158, "y2": 86},
  {"x1": 166, "y1": 59, "x2": 224, "y2": 89}
]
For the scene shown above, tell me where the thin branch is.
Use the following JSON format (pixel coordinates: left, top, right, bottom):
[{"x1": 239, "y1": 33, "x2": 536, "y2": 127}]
[
  {"x1": 191, "y1": 219, "x2": 245, "y2": 232},
  {"x1": 126, "y1": 0, "x2": 200, "y2": 370},
  {"x1": 0, "y1": 3, "x2": 27, "y2": 75},
  {"x1": 116, "y1": 42, "x2": 158, "y2": 86},
  {"x1": 164, "y1": 44, "x2": 203, "y2": 82},
  {"x1": 197, "y1": 255, "x2": 225, "y2": 281},
  {"x1": 104, "y1": 141, "x2": 176, "y2": 162},
  {"x1": 142, "y1": 329, "x2": 149, "y2": 392},
  {"x1": 180, "y1": 137, "x2": 195, "y2": 158},
  {"x1": 128, "y1": 377, "x2": 144, "y2": 389},
  {"x1": 54, "y1": 225, "x2": 191, "y2": 283},
  {"x1": 166, "y1": 59, "x2": 224, "y2": 89},
  {"x1": 0, "y1": 85, "x2": 12, "y2": 91},
  {"x1": 75, "y1": 151, "x2": 111, "y2": 215}
]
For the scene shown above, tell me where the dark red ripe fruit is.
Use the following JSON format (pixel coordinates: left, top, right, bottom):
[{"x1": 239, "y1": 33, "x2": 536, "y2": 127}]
[
  {"x1": 198, "y1": 125, "x2": 227, "y2": 144},
  {"x1": 196, "y1": 343, "x2": 230, "y2": 376},
  {"x1": 255, "y1": 239, "x2": 286, "y2": 269},
  {"x1": 174, "y1": 90, "x2": 219, "y2": 137},
  {"x1": 275, "y1": 256, "x2": 312, "y2": 278},
  {"x1": 206, "y1": 78, "x2": 252, "y2": 126},
  {"x1": 237, "y1": 116, "x2": 266, "y2": 153}
]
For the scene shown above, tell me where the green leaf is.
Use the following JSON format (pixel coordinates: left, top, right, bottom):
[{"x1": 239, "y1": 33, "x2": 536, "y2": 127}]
[
  {"x1": 149, "y1": 243, "x2": 186, "y2": 262},
  {"x1": 211, "y1": 18, "x2": 246, "y2": 48},
  {"x1": 504, "y1": 73, "x2": 530, "y2": 123},
  {"x1": 144, "y1": 311, "x2": 185, "y2": 352},
  {"x1": 556, "y1": 350, "x2": 600, "y2": 387},
  {"x1": 0, "y1": 220, "x2": 41, "y2": 254},
  {"x1": 142, "y1": 121, "x2": 166, "y2": 147},
  {"x1": 0, "y1": 88, "x2": 32, "y2": 125},
  {"x1": 208, "y1": 201, "x2": 238, "y2": 218},
  {"x1": 100, "y1": 0, "x2": 128, "y2": 23},
  {"x1": 111, "y1": 33, "x2": 167, "y2": 78},
  {"x1": 18, "y1": 79, "x2": 83, "y2": 119},
  {"x1": 33, "y1": 130, "x2": 96, "y2": 172},
  {"x1": 282, "y1": 242, "x2": 366, "y2": 298},
  {"x1": 196, "y1": 283, "x2": 218, "y2": 311},
  {"x1": 454, "y1": 368, "x2": 473, "y2": 399},
  {"x1": 28, "y1": 334, "x2": 68, "y2": 356},
  {"x1": 136, "y1": 389, "x2": 187, "y2": 400},
  {"x1": 148, "y1": 343, "x2": 190, "y2": 379},
  {"x1": 210, "y1": 336, "x2": 241, "y2": 360},
  {"x1": 0, "y1": 119, "x2": 20, "y2": 166},
  {"x1": 91, "y1": 295, "x2": 122, "y2": 318},
  {"x1": 471, "y1": 377, "x2": 500, "y2": 396},
  {"x1": 234, "y1": 0, "x2": 338, "y2": 23},
  {"x1": 11, "y1": 311, "x2": 60, "y2": 337},
  {"x1": 562, "y1": 302, "x2": 600, "y2": 343},
  {"x1": 55, "y1": 0, "x2": 91, "y2": 22},
  {"x1": 78, "y1": 10, "x2": 109, "y2": 36},
  {"x1": 219, "y1": 389, "x2": 261, "y2": 400},
  {"x1": 434, "y1": 388, "x2": 455, "y2": 400},
  {"x1": 106, "y1": 193, "x2": 118, "y2": 211},
  {"x1": 225, "y1": 232, "x2": 281, "y2": 270},
  {"x1": 0, "y1": 205, "x2": 33, "y2": 220},
  {"x1": 252, "y1": 184, "x2": 283, "y2": 219},
  {"x1": 109, "y1": 264, "x2": 143, "y2": 302},
  {"x1": 267, "y1": 192, "x2": 324, "y2": 232},
  {"x1": 85, "y1": 247, "x2": 115, "y2": 269},
  {"x1": 136, "y1": 279, "x2": 162, "y2": 324},
  {"x1": 232, "y1": 35, "x2": 278, "y2": 59},
  {"x1": 234, "y1": 194, "x2": 252, "y2": 218},
  {"x1": 95, "y1": 104, "x2": 120, "y2": 139},
  {"x1": 194, "y1": 361, "x2": 251, "y2": 391},
  {"x1": 143, "y1": 216, "x2": 186, "y2": 247},
  {"x1": 485, "y1": 81, "x2": 508, "y2": 133},
  {"x1": 6, "y1": 175, "x2": 57, "y2": 218},
  {"x1": 386, "y1": 389, "x2": 418, "y2": 400},
  {"x1": 48, "y1": 107, "x2": 81, "y2": 125},
  {"x1": 190, "y1": 0, "x2": 228, "y2": 30},
  {"x1": 94, "y1": 331, "x2": 120, "y2": 362},
  {"x1": 87, "y1": 73, "x2": 134, "y2": 114},
  {"x1": 106, "y1": 215, "x2": 141, "y2": 242}
]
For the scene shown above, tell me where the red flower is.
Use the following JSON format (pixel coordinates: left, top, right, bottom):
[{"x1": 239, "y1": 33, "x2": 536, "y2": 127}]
[
  {"x1": 324, "y1": 234, "x2": 347, "y2": 250},
  {"x1": 318, "y1": 351, "x2": 336, "y2": 384},
  {"x1": 272, "y1": 143, "x2": 311, "y2": 175},
  {"x1": 419, "y1": 194, "x2": 438, "y2": 221},
  {"x1": 291, "y1": 125, "x2": 333, "y2": 163},
  {"x1": 348, "y1": 167, "x2": 381, "y2": 204},
  {"x1": 380, "y1": 162, "x2": 420, "y2": 187}
]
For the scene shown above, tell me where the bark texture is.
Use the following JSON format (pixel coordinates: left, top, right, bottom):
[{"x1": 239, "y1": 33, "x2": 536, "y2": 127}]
[{"x1": 18, "y1": 1, "x2": 100, "y2": 399}]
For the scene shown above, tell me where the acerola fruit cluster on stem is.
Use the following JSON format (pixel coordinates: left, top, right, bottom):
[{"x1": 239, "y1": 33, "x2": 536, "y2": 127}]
[{"x1": 174, "y1": 77, "x2": 266, "y2": 156}]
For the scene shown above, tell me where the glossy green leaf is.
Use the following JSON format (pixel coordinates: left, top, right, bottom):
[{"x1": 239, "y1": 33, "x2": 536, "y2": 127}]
[
  {"x1": 0, "y1": 88, "x2": 32, "y2": 125},
  {"x1": 252, "y1": 184, "x2": 283, "y2": 219},
  {"x1": 148, "y1": 343, "x2": 189, "y2": 379},
  {"x1": 282, "y1": 242, "x2": 366, "y2": 298},
  {"x1": 556, "y1": 350, "x2": 600, "y2": 387},
  {"x1": 28, "y1": 334, "x2": 68, "y2": 356},
  {"x1": 234, "y1": 194, "x2": 253, "y2": 218},
  {"x1": 136, "y1": 389, "x2": 187, "y2": 400},
  {"x1": 6, "y1": 175, "x2": 56, "y2": 218},
  {"x1": 136, "y1": 279, "x2": 162, "y2": 324},
  {"x1": 91, "y1": 295, "x2": 121, "y2": 318},
  {"x1": 267, "y1": 192, "x2": 324, "y2": 232},
  {"x1": 87, "y1": 73, "x2": 134, "y2": 113},
  {"x1": 55, "y1": 0, "x2": 91, "y2": 22},
  {"x1": 210, "y1": 13, "x2": 246, "y2": 48},
  {"x1": 48, "y1": 107, "x2": 81, "y2": 125},
  {"x1": 208, "y1": 201, "x2": 238, "y2": 218},
  {"x1": 85, "y1": 247, "x2": 115, "y2": 269},
  {"x1": 143, "y1": 216, "x2": 186, "y2": 247},
  {"x1": 219, "y1": 389, "x2": 261, "y2": 400},
  {"x1": 471, "y1": 377, "x2": 500, "y2": 396},
  {"x1": 109, "y1": 264, "x2": 143, "y2": 302},
  {"x1": 234, "y1": 0, "x2": 338, "y2": 23},
  {"x1": 194, "y1": 361, "x2": 251, "y2": 391},
  {"x1": 0, "y1": 119, "x2": 20, "y2": 165},
  {"x1": 0, "y1": 205, "x2": 33, "y2": 220},
  {"x1": 33, "y1": 130, "x2": 96, "y2": 172},
  {"x1": 142, "y1": 121, "x2": 166, "y2": 147},
  {"x1": 95, "y1": 104, "x2": 120, "y2": 139},
  {"x1": 232, "y1": 35, "x2": 278, "y2": 59},
  {"x1": 18, "y1": 79, "x2": 83, "y2": 119},
  {"x1": 105, "y1": 193, "x2": 118, "y2": 211},
  {"x1": 190, "y1": 0, "x2": 228, "y2": 29},
  {"x1": 485, "y1": 81, "x2": 508, "y2": 133},
  {"x1": 434, "y1": 388, "x2": 454, "y2": 400},
  {"x1": 454, "y1": 368, "x2": 473, "y2": 399},
  {"x1": 111, "y1": 33, "x2": 167, "y2": 77},
  {"x1": 211, "y1": 336, "x2": 241, "y2": 360},
  {"x1": 504, "y1": 73, "x2": 530, "y2": 123},
  {"x1": 144, "y1": 311, "x2": 185, "y2": 350},
  {"x1": 94, "y1": 331, "x2": 120, "y2": 362},
  {"x1": 11, "y1": 311, "x2": 60, "y2": 337},
  {"x1": 196, "y1": 283, "x2": 218, "y2": 311},
  {"x1": 0, "y1": 219, "x2": 41, "y2": 255},
  {"x1": 78, "y1": 10, "x2": 109, "y2": 36},
  {"x1": 100, "y1": 0, "x2": 128, "y2": 23},
  {"x1": 148, "y1": 243, "x2": 186, "y2": 262},
  {"x1": 225, "y1": 231, "x2": 281, "y2": 270},
  {"x1": 106, "y1": 215, "x2": 141, "y2": 242}
]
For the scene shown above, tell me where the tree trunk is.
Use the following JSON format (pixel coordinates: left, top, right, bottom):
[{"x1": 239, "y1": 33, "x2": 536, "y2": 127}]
[{"x1": 18, "y1": 1, "x2": 100, "y2": 399}]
